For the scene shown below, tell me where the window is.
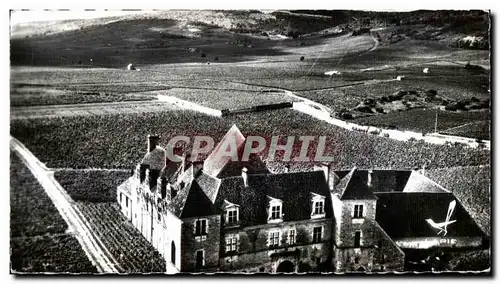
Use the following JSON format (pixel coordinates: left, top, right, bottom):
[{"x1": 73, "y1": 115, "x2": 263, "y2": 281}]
[
  {"x1": 354, "y1": 256, "x2": 359, "y2": 264},
  {"x1": 120, "y1": 193, "x2": 123, "y2": 203},
  {"x1": 354, "y1": 231, "x2": 361, "y2": 248},
  {"x1": 313, "y1": 227, "x2": 323, "y2": 243},
  {"x1": 195, "y1": 219, "x2": 208, "y2": 236},
  {"x1": 288, "y1": 229, "x2": 296, "y2": 245},
  {"x1": 157, "y1": 212, "x2": 161, "y2": 221},
  {"x1": 126, "y1": 198, "x2": 129, "y2": 208},
  {"x1": 171, "y1": 241, "x2": 176, "y2": 265},
  {"x1": 310, "y1": 193, "x2": 326, "y2": 219},
  {"x1": 226, "y1": 208, "x2": 239, "y2": 225},
  {"x1": 271, "y1": 205, "x2": 281, "y2": 220},
  {"x1": 354, "y1": 204, "x2": 364, "y2": 218},
  {"x1": 225, "y1": 234, "x2": 239, "y2": 252},
  {"x1": 259, "y1": 267, "x2": 265, "y2": 272},
  {"x1": 267, "y1": 196, "x2": 283, "y2": 223},
  {"x1": 269, "y1": 231, "x2": 280, "y2": 248},
  {"x1": 195, "y1": 250, "x2": 204, "y2": 268},
  {"x1": 314, "y1": 201, "x2": 324, "y2": 215}
]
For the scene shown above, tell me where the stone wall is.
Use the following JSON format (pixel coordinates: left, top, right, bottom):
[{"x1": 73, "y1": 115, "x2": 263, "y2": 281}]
[
  {"x1": 181, "y1": 214, "x2": 222, "y2": 272},
  {"x1": 219, "y1": 218, "x2": 333, "y2": 272},
  {"x1": 334, "y1": 197, "x2": 378, "y2": 248}
]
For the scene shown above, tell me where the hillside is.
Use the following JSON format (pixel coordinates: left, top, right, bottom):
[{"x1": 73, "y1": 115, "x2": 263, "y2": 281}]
[{"x1": 10, "y1": 10, "x2": 490, "y2": 67}]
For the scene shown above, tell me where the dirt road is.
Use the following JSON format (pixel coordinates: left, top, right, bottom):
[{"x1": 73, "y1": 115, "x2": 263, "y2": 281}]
[{"x1": 10, "y1": 137, "x2": 121, "y2": 273}]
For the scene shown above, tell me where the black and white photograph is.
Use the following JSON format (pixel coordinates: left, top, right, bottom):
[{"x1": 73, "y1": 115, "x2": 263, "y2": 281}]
[{"x1": 8, "y1": 7, "x2": 491, "y2": 275}]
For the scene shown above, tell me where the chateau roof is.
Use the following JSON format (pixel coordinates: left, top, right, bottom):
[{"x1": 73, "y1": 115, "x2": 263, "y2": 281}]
[
  {"x1": 338, "y1": 168, "x2": 377, "y2": 200},
  {"x1": 168, "y1": 180, "x2": 217, "y2": 218},
  {"x1": 375, "y1": 192, "x2": 484, "y2": 238},
  {"x1": 141, "y1": 146, "x2": 166, "y2": 171},
  {"x1": 202, "y1": 124, "x2": 269, "y2": 178}
]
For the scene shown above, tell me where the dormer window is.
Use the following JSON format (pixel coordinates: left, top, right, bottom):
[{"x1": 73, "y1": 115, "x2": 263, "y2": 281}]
[
  {"x1": 267, "y1": 196, "x2": 283, "y2": 223},
  {"x1": 314, "y1": 201, "x2": 324, "y2": 214},
  {"x1": 271, "y1": 205, "x2": 281, "y2": 219},
  {"x1": 223, "y1": 200, "x2": 240, "y2": 227},
  {"x1": 310, "y1": 192, "x2": 326, "y2": 219}
]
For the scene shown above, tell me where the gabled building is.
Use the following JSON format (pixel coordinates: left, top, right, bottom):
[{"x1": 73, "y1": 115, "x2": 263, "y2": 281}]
[{"x1": 117, "y1": 125, "x2": 487, "y2": 274}]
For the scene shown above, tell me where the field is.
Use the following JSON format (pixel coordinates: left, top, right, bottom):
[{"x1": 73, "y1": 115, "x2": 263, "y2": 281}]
[
  {"x1": 10, "y1": 108, "x2": 490, "y2": 171},
  {"x1": 10, "y1": 153, "x2": 97, "y2": 273},
  {"x1": 54, "y1": 170, "x2": 131, "y2": 202},
  {"x1": 151, "y1": 88, "x2": 299, "y2": 110},
  {"x1": 77, "y1": 202, "x2": 166, "y2": 273},
  {"x1": 10, "y1": 153, "x2": 68, "y2": 237},
  {"x1": 10, "y1": 85, "x2": 156, "y2": 107},
  {"x1": 425, "y1": 165, "x2": 491, "y2": 237},
  {"x1": 352, "y1": 109, "x2": 490, "y2": 135},
  {"x1": 10, "y1": 235, "x2": 98, "y2": 273},
  {"x1": 441, "y1": 121, "x2": 490, "y2": 140},
  {"x1": 446, "y1": 250, "x2": 490, "y2": 271}
]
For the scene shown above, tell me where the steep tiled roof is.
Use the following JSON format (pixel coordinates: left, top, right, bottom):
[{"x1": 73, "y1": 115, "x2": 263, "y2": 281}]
[
  {"x1": 179, "y1": 180, "x2": 217, "y2": 218},
  {"x1": 340, "y1": 169, "x2": 377, "y2": 200},
  {"x1": 203, "y1": 124, "x2": 269, "y2": 178},
  {"x1": 203, "y1": 124, "x2": 246, "y2": 177},
  {"x1": 117, "y1": 177, "x2": 133, "y2": 196},
  {"x1": 212, "y1": 171, "x2": 333, "y2": 227},
  {"x1": 168, "y1": 180, "x2": 217, "y2": 218},
  {"x1": 168, "y1": 181, "x2": 192, "y2": 217},
  {"x1": 402, "y1": 171, "x2": 449, "y2": 193},
  {"x1": 141, "y1": 146, "x2": 166, "y2": 170},
  {"x1": 336, "y1": 167, "x2": 356, "y2": 196},
  {"x1": 196, "y1": 170, "x2": 221, "y2": 203},
  {"x1": 375, "y1": 192, "x2": 484, "y2": 238}
]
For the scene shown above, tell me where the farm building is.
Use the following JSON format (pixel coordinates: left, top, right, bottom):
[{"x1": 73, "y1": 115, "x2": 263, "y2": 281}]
[{"x1": 117, "y1": 125, "x2": 486, "y2": 273}]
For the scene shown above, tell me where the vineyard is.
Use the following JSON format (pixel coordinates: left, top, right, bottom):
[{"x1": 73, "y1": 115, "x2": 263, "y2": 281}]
[
  {"x1": 446, "y1": 249, "x2": 490, "y2": 271},
  {"x1": 10, "y1": 108, "x2": 490, "y2": 170},
  {"x1": 10, "y1": 235, "x2": 98, "y2": 273},
  {"x1": 10, "y1": 153, "x2": 68, "y2": 237},
  {"x1": 54, "y1": 170, "x2": 131, "y2": 202},
  {"x1": 152, "y1": 88, "x2": 298, "y2": 110},
  {"x1": 440, "y1": 121, "x2": 490, "y2": 141},
  {"x1": 352, "y1": 109, "x2": 490, "y2": 136},
  {"x1": 10, "y1": 152, "x2": 97, "y2": 273},
  {"x1": 425, "y1": 165, "x2": 491, "y2": 236},
  {"x1": 10, "y1": 86, "x2": 156, "y2": 107},
  {"x1": 76, "y1": 202, "x2": 166, "y2": 273}
]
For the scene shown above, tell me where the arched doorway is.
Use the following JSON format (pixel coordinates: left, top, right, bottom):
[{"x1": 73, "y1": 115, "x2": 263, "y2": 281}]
[{"x1": 277, "y1": 260, "x2": 295, "y2": 273}]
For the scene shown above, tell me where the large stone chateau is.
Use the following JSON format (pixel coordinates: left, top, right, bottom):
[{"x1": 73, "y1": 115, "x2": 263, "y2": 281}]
[{"x1": 117, "y1": 125, "x2": 486, "y2": 273}]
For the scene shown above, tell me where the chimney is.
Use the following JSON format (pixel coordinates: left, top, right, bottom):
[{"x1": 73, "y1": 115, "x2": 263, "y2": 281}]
[
  {"x1": 314, "y1": 163, "x2": 330, "y2": 188},
  {"x1": 367, "y1": 170, "x2": 373, "y2": 187},
  {"x1": 139, "y1": 164, "x2": 150, "y2": 183},
  {"x1": 149, "y1": 169, "x2": 160, "y2": 190},
  {"x1": 421, "y1": 164, "x2": 426, "y2": 176},
  {"x1": 148, "y1": 134, "x2": 161, "y2": 152},
  {"x1": 181, "y1": 152, "x2": 191, "y2": 173},
  {"x1": 284, "y1": 164, "x2": 290, "y2": 173},
  {"x1": 160, "y1": 177, "x2": 167, "y2": 200},
  {"x1": 242, "y1": 167, "x2": 249, "y2": 187},
  {"x1": 322, "y1": 164, "x2": 330, "y2": 187}
]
